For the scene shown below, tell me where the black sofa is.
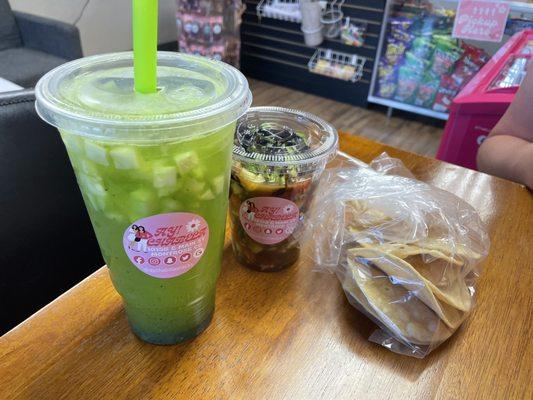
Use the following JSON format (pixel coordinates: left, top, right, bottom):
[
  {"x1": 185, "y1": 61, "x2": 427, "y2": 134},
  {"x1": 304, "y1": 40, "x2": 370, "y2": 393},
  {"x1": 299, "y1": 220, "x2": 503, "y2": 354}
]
[
  {"x1": 0, "y1": 90, "x2": 103, "y2": 334},
  {"x1": 0, "y1": 0, "x2": 82, "y2": 87}
]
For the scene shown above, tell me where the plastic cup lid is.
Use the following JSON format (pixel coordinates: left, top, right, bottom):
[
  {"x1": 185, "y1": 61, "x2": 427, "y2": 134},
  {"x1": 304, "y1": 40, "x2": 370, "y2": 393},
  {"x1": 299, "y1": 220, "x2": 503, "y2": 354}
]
[
  {"x1": 35, "y1": 52, "x2": 252, "y2": 142},
  {"x1": 233, "y1": 107, "x2": 338, "y2": 169}
]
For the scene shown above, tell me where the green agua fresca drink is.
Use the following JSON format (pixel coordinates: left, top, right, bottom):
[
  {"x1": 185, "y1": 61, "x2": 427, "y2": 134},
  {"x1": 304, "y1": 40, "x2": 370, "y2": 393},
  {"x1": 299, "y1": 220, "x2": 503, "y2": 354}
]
[{"x1": 35, "y1": 52, "x2": 251, "y2": 344}]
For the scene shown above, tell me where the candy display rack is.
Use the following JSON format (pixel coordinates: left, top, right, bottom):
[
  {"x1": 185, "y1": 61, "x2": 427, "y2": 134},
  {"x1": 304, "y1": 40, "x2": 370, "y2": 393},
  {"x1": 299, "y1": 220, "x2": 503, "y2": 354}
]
[
  {"x1": 257, "y1": 0, "x2": 302, "y2": 22},
  {"x1": 240, "y1": 0, "x2": 387, "y2": 107},
  {"x1": 308, "y1": 48, "x2": 366, "y2": 82},
  {"x1": 367, "y1": 0, "x2": 533, "y2": 121}
]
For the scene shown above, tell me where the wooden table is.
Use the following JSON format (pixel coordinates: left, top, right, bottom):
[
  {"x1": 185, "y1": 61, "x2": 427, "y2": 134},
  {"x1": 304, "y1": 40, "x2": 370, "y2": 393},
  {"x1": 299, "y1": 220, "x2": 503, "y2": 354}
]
[{"x1": 1, "y1": 134, "x2": 531, "y2": 400}]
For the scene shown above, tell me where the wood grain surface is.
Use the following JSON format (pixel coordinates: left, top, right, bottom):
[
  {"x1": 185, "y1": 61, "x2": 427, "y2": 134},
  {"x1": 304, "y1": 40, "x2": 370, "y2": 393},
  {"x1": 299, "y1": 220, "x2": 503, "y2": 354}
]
[
  {"x1": 1, "y1": 134, "x2": 531, "y2": 400},
  {"x1": 250, "y1": 79, "x2": 444, "y2": 157}
]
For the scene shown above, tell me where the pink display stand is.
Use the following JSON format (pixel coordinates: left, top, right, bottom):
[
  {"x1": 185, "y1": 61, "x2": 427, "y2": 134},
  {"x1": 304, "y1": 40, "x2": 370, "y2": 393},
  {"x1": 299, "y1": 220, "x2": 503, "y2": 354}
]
[{"x1": 436, "y1": 30, "x2": 533, "y2": 170}]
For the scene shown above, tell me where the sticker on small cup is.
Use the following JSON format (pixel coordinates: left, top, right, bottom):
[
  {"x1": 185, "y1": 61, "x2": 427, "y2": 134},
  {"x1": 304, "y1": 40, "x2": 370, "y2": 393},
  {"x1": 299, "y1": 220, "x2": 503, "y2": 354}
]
[
  {"x1": 123, "y1": 212, "x2": 209, "y2": 279},
  {"x1": 239, "y1": 197, "x2": 300, "y2": 245}
]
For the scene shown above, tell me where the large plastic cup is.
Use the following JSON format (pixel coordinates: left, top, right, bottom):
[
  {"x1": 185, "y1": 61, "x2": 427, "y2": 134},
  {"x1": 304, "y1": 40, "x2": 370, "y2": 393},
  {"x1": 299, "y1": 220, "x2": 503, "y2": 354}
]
[
  {"x1": 230, "y1": 107, "x2": 338, "y2": 272},
  {"x1": 35, "y1": 52, "x2": 251, "y2": 344}
]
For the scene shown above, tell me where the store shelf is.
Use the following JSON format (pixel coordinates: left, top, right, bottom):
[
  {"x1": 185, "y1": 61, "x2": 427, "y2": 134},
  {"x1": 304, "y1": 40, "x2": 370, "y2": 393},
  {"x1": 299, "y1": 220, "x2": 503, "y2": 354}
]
[
  {"x1": 257, "y1": 0, "x2": 302, "y2": 22},
  {"x1": 367, "y1": 0, "x2": 533, "y2": 120},
  {"x1": 241, "y1": 0, "x2": 387, "y2": 107},
  {"x1": 368, "y1": 96, "x2": 449, "y2": 120}
]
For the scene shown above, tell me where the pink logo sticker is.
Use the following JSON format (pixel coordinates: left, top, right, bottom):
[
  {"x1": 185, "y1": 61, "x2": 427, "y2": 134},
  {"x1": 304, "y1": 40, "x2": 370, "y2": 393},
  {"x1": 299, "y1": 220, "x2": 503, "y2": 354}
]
[
  {"x1": 452, "y1": 0, "x2": 510, "y2": 43},
  {"x1": 123, "y1": 212, "x2": 209, "y2": 279},
  {"x1": 239, "y1": 197, "x2": 300, "y2": 245}
]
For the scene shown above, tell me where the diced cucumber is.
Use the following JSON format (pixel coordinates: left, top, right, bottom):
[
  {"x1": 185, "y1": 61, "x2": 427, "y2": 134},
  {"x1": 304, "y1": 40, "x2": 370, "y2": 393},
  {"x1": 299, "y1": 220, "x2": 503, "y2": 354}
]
[
  {"x1": 110, "y1": 147, "x2": 141, "y2": 170},
  {"x1": 161, "y1": 198, "x2": 182, "y2": 212},
  {"x1": 288, "y1": 166, "x2": 299, "y2": 179},
  {"x1": 174, "y1": 151, "x2": 200, "y2": 175},
  {"x1": 104, "y1": 212, "x2": 127, "y2": 223},
  {"x1": 153, "y1": 166, "x2": 177, "y2": 188},
  {"x1": 85, "y1": 141, "x2": 109, "y2": 166},
  {"x1": 157, "y1": 185, "x2": 179, "y2": 197},
  {"x1": 183, "y1": 178, "x2": 205, "y2": 194},
  {"x1": 199, "y1": 189, "x2": 215, "y2": 201},
  {"x1": 212, "y1": 175, "x2": 226, "y2": 195},
  {"x1": 87, "y1": 180, "x2": 107, "y2": 196},
  {"x1": 129, "y1": 188, "x2": 157, "y2": 218},
  {"x1": 86, "y1": 192, "x2": 108, "y2": 212},
  {"x1": 130, "y1": 188, "x2": 156, "y2": 203},
  {"x1": 85, "y1": 193, "x2": 99, "y2": 211},
  {"x1": 61, "y1": 134, "x2": 83, "y2": 154},
  {"x1": 238, "y1": 168, "x2": 265, "y2": 184},
  {"x1": 190, "y1": 167, "x2": 205, "y2": 179},
  {"x1": 79, "y1": 160, "x2": 102, "y2": 178},
  {"x1": 78, "y1": 173, "x2": 106, "y2": 196}
]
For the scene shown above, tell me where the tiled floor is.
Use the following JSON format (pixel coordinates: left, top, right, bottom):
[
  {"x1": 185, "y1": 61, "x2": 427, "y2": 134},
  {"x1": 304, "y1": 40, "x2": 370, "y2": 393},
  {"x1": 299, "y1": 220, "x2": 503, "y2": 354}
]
[{"x1": 248, "y1": 78, "x2": 445, "y2": 157}]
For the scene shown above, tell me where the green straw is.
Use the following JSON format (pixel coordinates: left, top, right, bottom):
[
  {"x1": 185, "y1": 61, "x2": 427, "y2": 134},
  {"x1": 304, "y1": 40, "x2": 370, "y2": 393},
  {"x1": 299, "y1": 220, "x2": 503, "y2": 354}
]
[{"x1": 133, "y1": 0, "x2": 158, "y2": 94}]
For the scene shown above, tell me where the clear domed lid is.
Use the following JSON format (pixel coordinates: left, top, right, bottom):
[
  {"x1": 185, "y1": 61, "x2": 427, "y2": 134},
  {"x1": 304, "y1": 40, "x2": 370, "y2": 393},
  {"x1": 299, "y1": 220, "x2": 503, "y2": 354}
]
[
  {"x1": 233, "y1": 107, "x2": 338, "y2": 168},
  {"x1": 35, "y1": 52, "x2": 251, "y2": 142}
]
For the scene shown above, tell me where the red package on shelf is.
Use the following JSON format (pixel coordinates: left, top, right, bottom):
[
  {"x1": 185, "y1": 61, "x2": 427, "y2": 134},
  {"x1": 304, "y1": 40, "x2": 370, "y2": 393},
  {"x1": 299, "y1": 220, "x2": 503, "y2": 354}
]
[{"x1": 433, "y1": 76, "x2": 461, "y2": 112}]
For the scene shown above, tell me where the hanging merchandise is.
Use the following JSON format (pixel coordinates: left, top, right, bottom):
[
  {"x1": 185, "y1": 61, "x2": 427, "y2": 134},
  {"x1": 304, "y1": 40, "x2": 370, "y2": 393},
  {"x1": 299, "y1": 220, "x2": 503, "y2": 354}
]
[
  {"x1": 321, "y1": 0, "x2": 344, "y2": 39},
  {"x1": 176, "y1": 0, "x2": 245, "y2": 68},
  {"x1": 300, "y1": 0, "x2": 324, "y2": 46},
  {"x1": 341, "y1": 18, "x2": 366, "y2": 47},
  {"x1": 257, "y1": 0, "x2": 302, "y2": 22}
]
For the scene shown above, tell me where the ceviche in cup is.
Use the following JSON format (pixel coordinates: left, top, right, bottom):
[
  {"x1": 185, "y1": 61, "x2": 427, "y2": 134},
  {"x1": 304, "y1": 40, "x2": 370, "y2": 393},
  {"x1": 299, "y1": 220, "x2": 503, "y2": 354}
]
[{"x1": 230, "y1": 107, "x2": 338, "y2": 271}]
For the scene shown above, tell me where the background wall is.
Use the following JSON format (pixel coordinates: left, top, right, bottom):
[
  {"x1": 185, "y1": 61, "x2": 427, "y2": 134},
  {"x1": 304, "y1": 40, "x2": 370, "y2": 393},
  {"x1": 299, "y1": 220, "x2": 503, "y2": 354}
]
[{"x1": 8, "y1": 0, "x2": 178, "y2": 55}]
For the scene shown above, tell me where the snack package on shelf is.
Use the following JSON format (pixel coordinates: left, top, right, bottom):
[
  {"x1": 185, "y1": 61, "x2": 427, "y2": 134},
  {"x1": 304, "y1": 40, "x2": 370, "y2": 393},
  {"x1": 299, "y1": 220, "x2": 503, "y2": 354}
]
[
  {"x1": 410, "y1": 37, "x2": 435, "y2": 60},
  {"x1": 377, "y1": 58, "x2": 398, "y2": 98},
  {"x1": 374, "y1": 0, "x2": 491, "y2": 112},
  {"x1": 432, "y1": 76, "x2": 460, "y2": 112},
  {"x1": 429, "y1": 36, "x2": 462, "y2": 76},
  {"x1": 414, "y1": 72, "x2": 440, "y2": 108},
  {"x1": 304, "y1": 152, "x2": 489, "y2": 358},
  {"x1": 394, "y1": 66, "x2": 420, "y2": 103},
  {"x1": 450, "y1": 43, "x2": 489, "y2": 89},
  {"x1": 384, "y1": 39, "x2": 408, "y2": 64}
]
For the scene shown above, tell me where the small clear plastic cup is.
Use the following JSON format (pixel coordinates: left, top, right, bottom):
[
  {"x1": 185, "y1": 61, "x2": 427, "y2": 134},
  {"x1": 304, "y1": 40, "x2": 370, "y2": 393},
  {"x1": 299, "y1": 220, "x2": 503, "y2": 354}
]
[
  {"x1": 35, "y1": 52, "x2": 251, "y2": 344},
  {"x1": 230, "y1": 107, "x2": 338, "y2": 272}
]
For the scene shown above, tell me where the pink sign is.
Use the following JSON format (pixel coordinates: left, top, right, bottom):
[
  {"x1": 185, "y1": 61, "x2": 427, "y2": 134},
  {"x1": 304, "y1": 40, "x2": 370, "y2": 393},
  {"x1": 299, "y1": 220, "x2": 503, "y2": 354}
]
[
  {"x1": 453, "y1": 0, "x2": 510, "y2": 43},
  {"x1": 123, "y1": 212, "x2": 209, "y2": 279},
  {"x1": 239, "y1": 197, "x2": 300, "y2": 245}
]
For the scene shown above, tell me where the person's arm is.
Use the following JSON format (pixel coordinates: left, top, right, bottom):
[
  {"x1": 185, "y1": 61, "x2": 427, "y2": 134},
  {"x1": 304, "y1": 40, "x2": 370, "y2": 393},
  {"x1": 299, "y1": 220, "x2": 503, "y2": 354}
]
[{"x1": 477, "y1": 66, "x2": 533, "y2": 189}]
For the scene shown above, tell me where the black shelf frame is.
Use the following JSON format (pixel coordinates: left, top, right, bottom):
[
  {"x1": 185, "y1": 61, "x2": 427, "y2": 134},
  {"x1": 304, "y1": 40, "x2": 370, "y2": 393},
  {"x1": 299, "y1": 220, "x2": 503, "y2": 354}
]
[{"x1": 240, "y1": 0, "x2": 387, "y2": 107}]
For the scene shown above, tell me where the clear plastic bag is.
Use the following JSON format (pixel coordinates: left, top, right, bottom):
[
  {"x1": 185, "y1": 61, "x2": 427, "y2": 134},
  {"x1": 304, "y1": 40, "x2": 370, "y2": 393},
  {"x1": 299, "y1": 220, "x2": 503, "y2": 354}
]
[{"x1": 305, "y1": 152, "x2": 489, "y2": 358}]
